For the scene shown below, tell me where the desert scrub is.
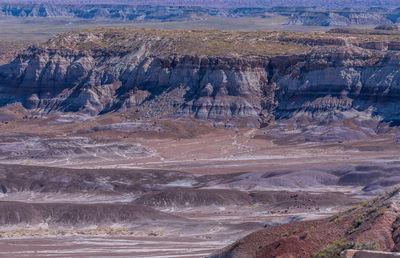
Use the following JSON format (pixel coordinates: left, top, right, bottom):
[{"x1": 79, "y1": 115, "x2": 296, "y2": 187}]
[
  {"x1": 347, "y1": 198, "x2": 387, "y2": 235},
  {"x1": 313, "y1": 238, "x2": 354, "y2": 258},
  {"x1": 347, "y1": 205, "x2": 386, "y2": 235},
  {"x1": 44, "y1": 29, "x2": 324, "y2": 57},
  {"x1": 337, "y1": 187, "x2": 399, "y2": 232},
  {"x1": 352, "y1": 215, "x2": 366, "y2": 229},
  {"x1": 329, "y1": 204, "x2": 361, "y2": 223},
  {"x1": 281, "y1": 231, "x2": 296, "y2": 238},
  {"x1": 353, "y1": 241, "x2": 380, "y2": 251},
  {"x1": 384, "y1": 186, "x2": 400, "y2": 198},
  {"x1": 46, "y1": 28, "x2": 400, "y2": 58},
  {"x1": 376, "y1": 207, "x2": 385, "y2": 216}
]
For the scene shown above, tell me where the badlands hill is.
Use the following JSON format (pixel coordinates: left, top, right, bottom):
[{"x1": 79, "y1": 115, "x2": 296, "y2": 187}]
[
  {"x1": 1, "y1": 4, "x2": 400, "y2": 26},
  {"x1": 211, "y1": 187, "x2": 400, "y2": 257},
  {"x1": 2, "y1": 25, "x2": 400, "y2": 257},
  {"x1": 2, "y1": 29, "x2": 400, "y2": 127},
  {"x1": 0, "y1": 0, "x2": 399, "y2": 9}
]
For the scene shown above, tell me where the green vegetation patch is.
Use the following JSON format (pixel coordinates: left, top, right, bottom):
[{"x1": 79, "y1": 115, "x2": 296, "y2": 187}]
[
  {"x1": 313, "y1": 238, "x2": 354, "y2": 258},
  {"x1": 313, "y1": 239, "x2": 380, "y2": 258}
]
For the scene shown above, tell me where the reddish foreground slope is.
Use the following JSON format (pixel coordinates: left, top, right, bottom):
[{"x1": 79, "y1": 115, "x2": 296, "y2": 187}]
[{"x1": 211, "y1": 188, "x2": 400, "y2": 258}]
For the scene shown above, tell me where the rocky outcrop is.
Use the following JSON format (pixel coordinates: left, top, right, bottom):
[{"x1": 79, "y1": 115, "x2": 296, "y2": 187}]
[
  {"x1": 210, "y1": 188, "x2": 400, "y2": 258},
  {"x1": 2, "y1": 29, "x2": 400, "y2": 127},
  {"x1": 1, "y1": 0, "x2": 399, "y2": 9},
  {"x1": 0, "y1": 53, "x2": 269, "y2": 125},
  {"x1": 375, "y1": 24, "x2": 399, "y2": 31},
  {"x1": 0, "y1": 3, "x2": 270, "y2": 20},
  {"x1": 288, "y1": 11, "x2": 394, "y2": 26},
  {"x1": 0, "y1": 34, "x2": 272, "y2": 126},
  {"x1": 1, "y1": 3, "x2": 400, "y2": 25},
  {"x1": 272, "y1": 47, "x2": 400, "y2": 124}
]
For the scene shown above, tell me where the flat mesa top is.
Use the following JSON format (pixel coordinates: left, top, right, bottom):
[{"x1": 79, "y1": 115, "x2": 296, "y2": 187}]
[{"x1": 37, "y1": 28, "x2": 400, "y2": 57}]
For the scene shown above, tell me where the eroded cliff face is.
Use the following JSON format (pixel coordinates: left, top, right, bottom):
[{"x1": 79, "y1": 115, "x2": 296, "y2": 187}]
[
  {"x1": 273, "y1": 48, "x2": 400, "y2": 124},
  {"x1": 0, "y1": 44, "x2": 271, "y2": 126},
  {"x1": 1, "y1": 30, "x2": 400, "y2": 127}
]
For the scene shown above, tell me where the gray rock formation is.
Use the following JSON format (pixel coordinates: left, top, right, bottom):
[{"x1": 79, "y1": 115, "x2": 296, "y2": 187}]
[
  {"x1": 375, "y1": 24, "x2": 399, "y2": 30},
  {"x1": 1, "y1": 3, "x2": 400, "y2": 26},
  {"x1": 2, "y1": 30, "x2": 400, "y2": 127},
  {"x1": 0, "y1": 0, "x2": 399, "y2": 9},
  {"x1": 287, "y1": 11, "x2": 394, "y2": 26},
  {"x1": 0, "y1": 32, "x2": 272, "y2": 126},
  {"x1": 0, "y1": 4, "x2": 269, "y2": 21}
]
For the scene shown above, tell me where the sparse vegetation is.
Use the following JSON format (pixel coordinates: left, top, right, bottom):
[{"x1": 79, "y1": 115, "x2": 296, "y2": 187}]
[
  {"x1": 0, "y1": 41, "x2": 32, "y2": 65},
  {"x1": 384, "y1": 186, "x2": 400, "y2": 198},
  {"x1": 326, "y1": 186, "x2": 400, "y2": 250},
  {"x1": 313, "y1": 238, "x2": 354, "y2": 258},
  {"x1": 3, "y1": 5, "x2": 400, "y2": 255},
  {"x1": 39, "y1": 27, "x2": 400, "y2": 58},
  {"x1": 353, "y1": 241, "x2": 380, "y2": 251},
  {"x1": 314, "y1": 240, "x2": 380, "y2": 258},
  {"x1": 46, "y1": 28, "x2": 316, "y2": 57},
  {"x1": 347, "y1": 201, "x2": 386, "y2": 235}
]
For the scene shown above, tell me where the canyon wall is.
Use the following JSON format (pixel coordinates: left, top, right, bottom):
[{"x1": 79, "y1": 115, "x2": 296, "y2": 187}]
[
  {"x1": 1, "y1": 30, "x2": 400, "y2": 127},
  {"x1": 1, "y1": 4, "x2": 400, "y2": 26}
]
